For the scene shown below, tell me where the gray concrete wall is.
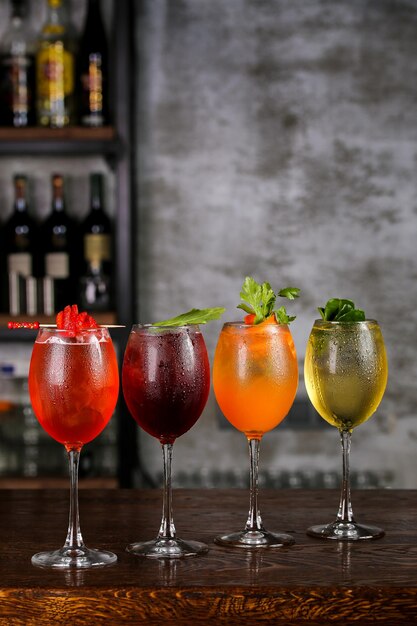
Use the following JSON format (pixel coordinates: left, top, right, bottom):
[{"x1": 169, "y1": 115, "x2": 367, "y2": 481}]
[{"x1": 135, "y1": 0, "x2": 417, "y2": 488}]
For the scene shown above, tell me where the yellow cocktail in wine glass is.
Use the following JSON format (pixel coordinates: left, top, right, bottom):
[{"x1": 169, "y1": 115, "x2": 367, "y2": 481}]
[{"x1": 304, "y1": 299, "x2": 388, "y2": 540}]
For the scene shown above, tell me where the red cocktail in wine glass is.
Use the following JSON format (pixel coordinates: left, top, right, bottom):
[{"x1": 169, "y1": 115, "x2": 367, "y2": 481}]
[{"x1": 29, "y1": 323, "x2": 119, "y2": 568}]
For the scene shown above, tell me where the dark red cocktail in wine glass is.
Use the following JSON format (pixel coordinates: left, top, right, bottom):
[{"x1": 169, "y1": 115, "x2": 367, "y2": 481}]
[{"x1": 122, "y1": 323, "x2": 210, "y2": 558}]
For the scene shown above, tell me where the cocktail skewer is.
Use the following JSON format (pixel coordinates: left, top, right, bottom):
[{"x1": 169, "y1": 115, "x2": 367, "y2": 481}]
[{"x1": 7, "y1": 321, "x2": 125, "y2": 329}]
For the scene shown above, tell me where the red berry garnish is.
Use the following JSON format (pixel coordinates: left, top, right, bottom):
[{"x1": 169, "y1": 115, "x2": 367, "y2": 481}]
[
  {"x1": 244, "y1": 314, "x2": 256, "y2": 325},
  {"x1": 56, "y1": 305, "x2": 98, "y2": 331}
]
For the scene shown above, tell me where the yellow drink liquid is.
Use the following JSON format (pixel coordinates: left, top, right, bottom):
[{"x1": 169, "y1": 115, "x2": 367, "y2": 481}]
[
  {"x1": 304, "y1": 320, "x2": 388, "y2": 431},
  {"x1": 213, "y1": 322, "x2": 298, "y2": 439}
]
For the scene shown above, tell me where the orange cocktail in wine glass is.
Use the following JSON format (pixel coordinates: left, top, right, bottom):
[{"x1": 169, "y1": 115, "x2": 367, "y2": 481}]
[
  {"x1": 29, "y1": 306, "x2": 119, "y2": 568},
  {"x1": 214, "y1": 322, "x2": 298, "y2": 438},
  {"x1": 213, "y1": 278, "x2": 299, "y2": 548}
]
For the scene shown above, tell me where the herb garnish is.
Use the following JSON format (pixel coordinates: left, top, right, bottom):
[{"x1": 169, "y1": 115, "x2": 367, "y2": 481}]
[
  {"x1": 237, "y1": 276, "x2": 300, "y2": 324},
  {"x1": 318, "y1": 298, "x2": 365, "y2": 322},
  {"x1": 153, "y1": 307, "x2": 225, "y2": 327}
]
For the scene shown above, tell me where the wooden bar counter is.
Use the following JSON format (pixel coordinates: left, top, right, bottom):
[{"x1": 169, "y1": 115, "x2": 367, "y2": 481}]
[{"x1": 1, "y1": 488, "x2": 416, "y2": 625}]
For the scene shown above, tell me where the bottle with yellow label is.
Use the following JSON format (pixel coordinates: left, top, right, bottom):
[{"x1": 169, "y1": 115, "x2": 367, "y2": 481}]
[{"x1": 36, "y1": 0, "x2": 75, "y2": 127}]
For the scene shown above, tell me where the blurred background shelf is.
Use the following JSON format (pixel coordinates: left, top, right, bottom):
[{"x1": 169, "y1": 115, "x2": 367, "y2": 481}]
[
  {"x1": 0, "y1": 477, "x2": 117, "y2": 489},
  {"x1": 0, "y1": 127, "x2": 115, "y2": 139},
  {"x1": 0, "y1": 127, "x2": 121, "y2": 157},
  {"x1": 0, "y1": 0, "x2": 136, "y2": 488}
]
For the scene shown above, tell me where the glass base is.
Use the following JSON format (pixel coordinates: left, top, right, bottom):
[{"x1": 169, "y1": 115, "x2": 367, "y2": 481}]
[
  {"x1": 214, "y1": 529, "x2": 295, "y2": 549},
  {"x1": 126, "y1": 537, "x2": 209, "y2": 558},
  {"x1": 307, "y1": 521, "x2": 385, "y2": 541},
  {"x1": 31, "y1": 546, "x2": 118, "y2": 569}
]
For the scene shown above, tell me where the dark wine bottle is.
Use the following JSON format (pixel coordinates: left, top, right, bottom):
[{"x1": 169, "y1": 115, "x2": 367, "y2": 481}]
[
  {"x1": 41, "y1": 174, "x2": 77, "y2": 311},
  {"x1": 0, "y1": 0, "x2": 36, "y2": 127},
  {"x1": 79, "y1": 173, "x2": 113, "y2": 311},
  {"x1": 2, "y1": 175, "x2": 39, "y2": 313},
  {"x1": 77, "y1": 0, "x2": 109, "y2": 127}
]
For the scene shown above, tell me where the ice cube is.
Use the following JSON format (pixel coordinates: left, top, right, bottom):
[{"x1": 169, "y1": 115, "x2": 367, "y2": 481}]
[{"x1": 44, "y1": 335, "x2": 66, "y2": 345}]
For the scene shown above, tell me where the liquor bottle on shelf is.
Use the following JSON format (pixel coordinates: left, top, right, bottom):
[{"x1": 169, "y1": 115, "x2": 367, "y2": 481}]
[
  {"x1": 2, "y1": 175, "x2": 39, "y2": 315},
  {"x1": 0, "y1": 363, "x2": 17, "y2": 416},
  {"x1": 0, "y1": 0, "x2": 36, "y2": 127},
  {"x1": 79, "y1": 173, "x2": 113, "y2": 311},
  {"x1": 41, "y1": 174, "x2": 78, "y2": 311},
  {"x1": 36, "y1": 0, "x2": 76, "y2": 128},
  {"x1": 77, "y1": 0, "x2": 109, "y2": 127}
]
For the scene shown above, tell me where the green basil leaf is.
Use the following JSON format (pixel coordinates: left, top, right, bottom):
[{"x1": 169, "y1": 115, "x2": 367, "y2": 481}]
[
  {"x1": 337, "y1": 309, "x2": 366, "y2": 322},
  {"x1": 319, "y1": 298, "x2": 366, "y2": 322}
]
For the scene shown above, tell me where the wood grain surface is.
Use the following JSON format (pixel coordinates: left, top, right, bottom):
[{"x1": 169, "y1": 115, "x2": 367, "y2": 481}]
[{"x1": 0, "y1": 488, "x2": 416, "y2": 625}]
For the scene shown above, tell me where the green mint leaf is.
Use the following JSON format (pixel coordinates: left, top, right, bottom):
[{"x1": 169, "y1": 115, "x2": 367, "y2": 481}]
[
  {"x1": 319, "y1": 298, "x2": 365, "y2": 321},
  {"x1": 278, "y1": 287, "x2": 301, "y2": 300},
  {"x1": 153, "y1": 307, "x2": 225, "y2": 327}
]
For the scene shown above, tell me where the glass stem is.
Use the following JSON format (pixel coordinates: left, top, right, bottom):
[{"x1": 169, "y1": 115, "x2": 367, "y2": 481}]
[
  {"x1": 245, "y1": 438, "x2": 264, "y2": 532},
  {"x1": 337, "y1": 430, "x2": 355, "y2": 524},
  {"x1": 63, "y1": 447, "x2": 84, "y2": 551},
  {"x1": 157, "y1": 443, "x2": 176, "y2": 540}
]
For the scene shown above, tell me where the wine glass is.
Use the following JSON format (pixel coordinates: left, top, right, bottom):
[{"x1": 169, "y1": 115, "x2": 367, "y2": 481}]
[
  {"x1": 122, "y1": 324, "x2": 210, "y2": 558},
  {"x1": 213, "y1": 322, "x2": 298, "y2": 548},
  {"x1": 304, "y1": 319, "x2": 388, "y2": 540},
  {"x1": 29, "y1": 327, "x2": 119, "y2": 568}
]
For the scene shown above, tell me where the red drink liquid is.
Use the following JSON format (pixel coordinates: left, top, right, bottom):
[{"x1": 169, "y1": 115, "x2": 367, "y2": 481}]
[
  {"x1": 122, "y1": 326, "x2": 210, "y2": 444},
  {"x1": 29, "y1": 330, "x2": 119, "y2": 446}
]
